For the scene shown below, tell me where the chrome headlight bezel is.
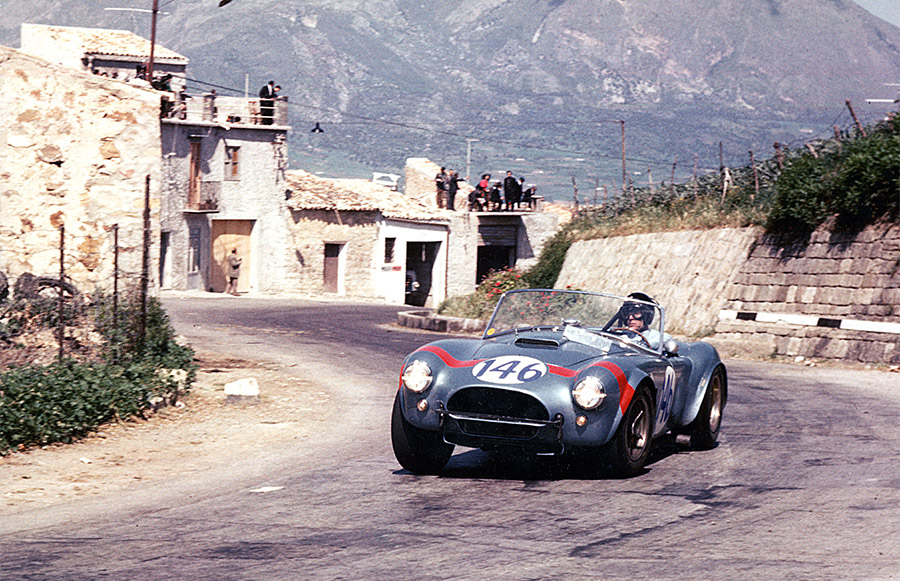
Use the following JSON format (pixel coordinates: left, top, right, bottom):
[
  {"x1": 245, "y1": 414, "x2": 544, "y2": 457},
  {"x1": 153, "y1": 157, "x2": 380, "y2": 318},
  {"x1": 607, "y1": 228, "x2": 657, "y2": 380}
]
[
  {"x1": 572, "y1": 375, "x2": 607, "y2": 410},
  {"x1": 401, "y1": 360, "x2": 433, "y2": 393}
]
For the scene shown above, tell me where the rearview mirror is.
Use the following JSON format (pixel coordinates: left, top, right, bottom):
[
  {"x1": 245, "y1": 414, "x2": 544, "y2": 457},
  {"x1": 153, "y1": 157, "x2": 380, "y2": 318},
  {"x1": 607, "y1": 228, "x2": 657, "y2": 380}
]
[{"x1": 663, "y1": 339, "x2": 679, "y2": 357}]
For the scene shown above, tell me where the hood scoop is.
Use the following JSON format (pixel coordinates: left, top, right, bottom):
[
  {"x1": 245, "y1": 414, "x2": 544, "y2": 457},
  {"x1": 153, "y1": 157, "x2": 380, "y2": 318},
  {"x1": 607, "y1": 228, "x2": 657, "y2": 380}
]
[{"x1": 515, "y1": 337, "x2": 560, "y2": 347}]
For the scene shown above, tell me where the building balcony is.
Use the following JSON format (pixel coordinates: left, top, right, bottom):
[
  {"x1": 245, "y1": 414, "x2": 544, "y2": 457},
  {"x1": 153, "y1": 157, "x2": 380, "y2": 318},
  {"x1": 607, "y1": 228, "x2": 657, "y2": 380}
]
[
  {"x1": 185, "y1": 181, "x2": 220, "y2": 213},
  {"x1": 165, "y1": 93, "x2": 289, "y2": 127}
]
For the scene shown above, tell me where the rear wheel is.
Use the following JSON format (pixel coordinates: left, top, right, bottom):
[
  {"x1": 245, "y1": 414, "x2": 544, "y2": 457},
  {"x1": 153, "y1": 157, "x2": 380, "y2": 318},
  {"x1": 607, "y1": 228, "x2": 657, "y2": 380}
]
[
  {"x1": 391, "y1": 392, "x2": 453, "y2": 475},
  {"x1": 689, "y1": 367, "x2": 726, "y2": 450},
  {"x1": 605, "y1": 383, "x2": 653, "y2": 477}
]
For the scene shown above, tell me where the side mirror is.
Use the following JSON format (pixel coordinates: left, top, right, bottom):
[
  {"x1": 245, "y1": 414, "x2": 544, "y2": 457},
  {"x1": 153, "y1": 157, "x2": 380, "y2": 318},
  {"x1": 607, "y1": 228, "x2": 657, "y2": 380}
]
[{"x1": 663, "y1": 339, "x2": 680, "y2": 357}]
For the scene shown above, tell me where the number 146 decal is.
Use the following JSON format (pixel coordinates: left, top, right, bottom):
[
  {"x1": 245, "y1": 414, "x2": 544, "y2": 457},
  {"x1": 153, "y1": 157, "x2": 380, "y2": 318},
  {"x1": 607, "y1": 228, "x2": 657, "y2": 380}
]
[{"x1": 472, "y1": 356, "x2": 548, "y2": 385}]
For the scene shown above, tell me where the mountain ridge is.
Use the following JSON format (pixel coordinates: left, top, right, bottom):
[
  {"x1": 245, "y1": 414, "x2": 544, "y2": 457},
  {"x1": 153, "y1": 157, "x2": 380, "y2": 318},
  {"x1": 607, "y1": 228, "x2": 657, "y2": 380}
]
[{"x1": 2, "y1": 0, "x2": 900, "y2": 198}]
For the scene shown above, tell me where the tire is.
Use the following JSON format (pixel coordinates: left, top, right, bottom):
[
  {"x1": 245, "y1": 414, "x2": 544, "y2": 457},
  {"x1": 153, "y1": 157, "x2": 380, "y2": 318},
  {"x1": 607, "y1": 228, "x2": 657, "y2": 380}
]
[
  {"x1": 689, "y1": 366, "x2": 726, "y2": 450},
  {"x1": 605, "y1": 383, "x2": 654, "y2": 477},
  {"x1": 391, "y1": 392, "x2": 453, "y2": 475}
]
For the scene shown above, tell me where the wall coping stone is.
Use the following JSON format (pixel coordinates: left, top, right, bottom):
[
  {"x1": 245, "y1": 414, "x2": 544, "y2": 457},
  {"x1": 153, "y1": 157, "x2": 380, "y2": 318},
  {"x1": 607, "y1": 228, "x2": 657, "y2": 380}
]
[{"x1": 397, "y1": 310, "x2": 485, "y2": 334}]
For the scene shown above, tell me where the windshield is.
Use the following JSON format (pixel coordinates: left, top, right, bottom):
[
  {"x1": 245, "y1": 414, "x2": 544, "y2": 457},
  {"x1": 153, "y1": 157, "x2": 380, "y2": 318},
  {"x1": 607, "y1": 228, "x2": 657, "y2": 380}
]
[{"x1": 484, "y1": 289, "x2": 664, "y2": 349}]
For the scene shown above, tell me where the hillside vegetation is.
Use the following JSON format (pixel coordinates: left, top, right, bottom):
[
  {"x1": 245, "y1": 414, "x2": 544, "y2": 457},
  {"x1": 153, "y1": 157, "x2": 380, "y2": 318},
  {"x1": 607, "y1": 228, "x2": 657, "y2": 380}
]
[{"x1": 438, "y1": 114, "x2": 900, "y2": 318}]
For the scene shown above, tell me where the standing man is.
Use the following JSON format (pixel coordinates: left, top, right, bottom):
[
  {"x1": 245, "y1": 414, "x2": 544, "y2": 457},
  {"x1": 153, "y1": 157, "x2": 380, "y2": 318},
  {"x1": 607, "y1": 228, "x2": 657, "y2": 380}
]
[
  {"x1": 259, "y1": 80, "x2": 276, "y2": 125},
  {"x1": 503, "y1": 171, "x2": 520, "y2": 211},
  {"x1": 446, "y1": 170, "x2": 460, "y2": 211},
  {"x1": 225, "y1": 248, "x2": 242, "y2": 295},
  {"x1": 434, "y1": 167, "x2": 448, "y2": 209}
]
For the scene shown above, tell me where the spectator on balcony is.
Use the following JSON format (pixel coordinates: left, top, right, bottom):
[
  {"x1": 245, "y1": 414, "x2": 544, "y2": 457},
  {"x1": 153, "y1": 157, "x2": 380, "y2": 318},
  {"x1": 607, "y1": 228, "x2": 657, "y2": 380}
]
[{"x1": 259, "y1": 81, "x2": 278, "y2": 125}]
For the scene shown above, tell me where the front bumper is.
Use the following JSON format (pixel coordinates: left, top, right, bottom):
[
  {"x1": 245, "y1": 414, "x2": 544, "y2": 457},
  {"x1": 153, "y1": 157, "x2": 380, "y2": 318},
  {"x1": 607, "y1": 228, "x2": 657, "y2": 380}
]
[{"x1": 436, "y1": 400, "x2": 566, "y2": 454}]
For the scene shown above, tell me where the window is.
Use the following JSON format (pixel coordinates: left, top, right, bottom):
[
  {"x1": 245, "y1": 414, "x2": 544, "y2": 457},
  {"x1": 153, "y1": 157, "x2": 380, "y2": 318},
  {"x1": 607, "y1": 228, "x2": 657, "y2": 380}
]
[
  {"x1": 188, "y1": 226, "x2": 201, "y2": 273},
  {"x1": 224, "y1": 146, "x2": 240, "y2": 181},
  {"x1": 384, "y1": 237, "x2": 396, "y2": 264},
  {"x1": 188, "y1": 141, "x2": 202, "y2": 207}
]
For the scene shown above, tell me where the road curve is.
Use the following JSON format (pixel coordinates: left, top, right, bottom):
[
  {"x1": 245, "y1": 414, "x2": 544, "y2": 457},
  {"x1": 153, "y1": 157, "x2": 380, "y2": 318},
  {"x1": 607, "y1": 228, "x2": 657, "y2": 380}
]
[{"x1": 1, "y1": 294, "x2": 899, "y2": 579}]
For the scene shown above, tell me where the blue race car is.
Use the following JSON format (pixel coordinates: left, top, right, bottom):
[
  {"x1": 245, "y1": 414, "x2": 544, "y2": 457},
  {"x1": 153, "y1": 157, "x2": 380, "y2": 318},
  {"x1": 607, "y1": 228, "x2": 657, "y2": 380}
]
[{"x1": 392, "y1": 289, "x2": 726, "y2": 477}]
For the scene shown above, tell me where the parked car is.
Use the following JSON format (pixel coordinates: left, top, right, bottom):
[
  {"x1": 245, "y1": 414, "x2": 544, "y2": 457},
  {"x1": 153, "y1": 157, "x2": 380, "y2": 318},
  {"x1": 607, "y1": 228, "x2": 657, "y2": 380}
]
[{"x1": 392, "y1": 289, "x2": 726, "y2": 477}]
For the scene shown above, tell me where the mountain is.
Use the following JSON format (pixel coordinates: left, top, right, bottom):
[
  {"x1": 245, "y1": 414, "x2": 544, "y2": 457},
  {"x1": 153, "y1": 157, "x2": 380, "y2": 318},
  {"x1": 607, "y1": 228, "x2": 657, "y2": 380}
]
[{"x1": 3, "y1": 0, "x2": 900, "y2": 200}]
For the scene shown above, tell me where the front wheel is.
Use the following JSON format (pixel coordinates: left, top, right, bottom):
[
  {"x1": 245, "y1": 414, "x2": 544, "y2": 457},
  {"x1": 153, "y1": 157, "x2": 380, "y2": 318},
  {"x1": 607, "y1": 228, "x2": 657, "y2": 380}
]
[
  {"x1": 391, "y1": 392, "x2": 454, "y2": 474},
  {"x1": 604, "y1": 383, "x2": 654, "y2": 477},
  {"x1": 689, "y1": 366, "x2": 726, "y2": 450}
]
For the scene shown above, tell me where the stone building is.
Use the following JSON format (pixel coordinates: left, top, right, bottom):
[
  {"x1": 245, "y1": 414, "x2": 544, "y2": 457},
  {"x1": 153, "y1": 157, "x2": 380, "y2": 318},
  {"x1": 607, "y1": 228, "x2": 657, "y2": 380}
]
[
  {"x1": 15, "y1": 23, "x2": 294, "y2": 294},
  {"x1": 159, "y1": 94, "x2": 292, "y2": 293},
  {"x1": 285, "y1": 170, "x2": 451, "y2": 306},
  {"x1": 404, "y1": 159, "x2": 559, "y2": 298},
  {"x1": 19, "y1": 24, "x2": 188, "y2": 93},
  {"x1": 0, "y1": 44, "x2": 163, "y2": 294}
]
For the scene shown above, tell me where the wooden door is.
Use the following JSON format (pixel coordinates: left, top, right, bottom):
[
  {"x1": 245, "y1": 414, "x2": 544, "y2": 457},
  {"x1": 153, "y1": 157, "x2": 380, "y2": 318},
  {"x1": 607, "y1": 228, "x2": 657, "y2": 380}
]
[
  {"x1": 211, "y1": 220, "x2": 253, "y2": 293},
  {"x1": 324, "y1": 243, "x2": 341, "y2": 293}
]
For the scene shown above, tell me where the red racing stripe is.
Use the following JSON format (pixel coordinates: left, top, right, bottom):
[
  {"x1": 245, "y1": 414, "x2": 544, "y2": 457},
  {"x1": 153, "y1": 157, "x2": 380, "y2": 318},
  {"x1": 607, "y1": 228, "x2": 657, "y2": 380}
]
[
  {"x1": 547, "y1": 364, "x2": 577, "y2": 378},
  {"x1": 414, "y1": 345, "x2": 483, "y2": 368},
  {"x1": 587, "y1": 361, "x2": 635, "y2": 414}
]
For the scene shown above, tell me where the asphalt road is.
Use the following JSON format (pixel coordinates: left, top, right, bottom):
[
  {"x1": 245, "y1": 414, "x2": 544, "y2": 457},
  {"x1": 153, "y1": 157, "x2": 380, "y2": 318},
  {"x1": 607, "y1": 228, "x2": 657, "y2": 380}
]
[{"x1": 2, "y1": 293, "x2": 900, "y2": 579}]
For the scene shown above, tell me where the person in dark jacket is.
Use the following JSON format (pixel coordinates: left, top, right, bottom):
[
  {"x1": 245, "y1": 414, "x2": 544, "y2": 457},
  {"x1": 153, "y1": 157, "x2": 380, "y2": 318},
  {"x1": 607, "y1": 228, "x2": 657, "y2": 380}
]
[
  {"x1": 259, "y1": 81, "x2": 277, "y2": 125},
  {"x1": 446, "y1": 170, "x2": 460, "y2": 211},
  {"x1": 503, "y1": 171, "x2": 521, "y2": 211}
]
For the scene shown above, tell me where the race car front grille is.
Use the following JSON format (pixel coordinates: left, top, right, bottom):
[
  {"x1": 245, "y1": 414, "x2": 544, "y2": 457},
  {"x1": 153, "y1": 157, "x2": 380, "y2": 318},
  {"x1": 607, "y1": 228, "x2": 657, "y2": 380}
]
[
  {"x1": 446, "y1": 387, "x2": 550, "y2": 439},
  {"x1": 447, "y1": 387, "x2": 549, "y2": 421}
]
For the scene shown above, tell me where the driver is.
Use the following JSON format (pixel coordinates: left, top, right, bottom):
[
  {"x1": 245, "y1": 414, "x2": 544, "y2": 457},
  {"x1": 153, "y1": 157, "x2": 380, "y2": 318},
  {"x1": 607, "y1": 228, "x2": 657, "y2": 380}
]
[{"x1": 619, "y1": 292, "x2": 670, "y2": 350}]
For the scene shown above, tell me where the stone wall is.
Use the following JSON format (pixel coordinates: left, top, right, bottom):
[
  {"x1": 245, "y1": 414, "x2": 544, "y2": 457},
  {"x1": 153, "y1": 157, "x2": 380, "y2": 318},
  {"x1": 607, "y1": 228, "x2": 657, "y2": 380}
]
[
  {"x1": 286, "y1": 209, "x2": 381, "y2": 296},
  {"x1": 556, "y1": 224, "x2": 900, "y2": 364},
  {"x1": 0, "y1": 46, "x2": 162, "y2": 295},
  {"x1": 556, "y1": 228, "x2": 760, "y2": 336},
  {"x1": 715, "y1": 225, "x2": 900, "y2": 363}
]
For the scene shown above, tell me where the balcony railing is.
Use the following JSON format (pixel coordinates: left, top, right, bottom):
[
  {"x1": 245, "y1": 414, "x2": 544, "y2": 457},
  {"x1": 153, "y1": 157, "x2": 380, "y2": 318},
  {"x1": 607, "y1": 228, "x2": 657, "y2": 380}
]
[
  {"x1": 186, "y1": 181, "x2": 220, "y2": 212},
  {"x1": 166, "y1": 93, "x2": 288, "y2": 127}
]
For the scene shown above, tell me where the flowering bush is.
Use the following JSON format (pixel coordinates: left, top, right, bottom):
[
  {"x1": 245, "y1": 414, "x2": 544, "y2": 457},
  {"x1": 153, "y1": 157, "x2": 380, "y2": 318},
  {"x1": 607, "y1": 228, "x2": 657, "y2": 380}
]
[{"x1": 437, "y1": 268, "x2": 530, "y2": 319}]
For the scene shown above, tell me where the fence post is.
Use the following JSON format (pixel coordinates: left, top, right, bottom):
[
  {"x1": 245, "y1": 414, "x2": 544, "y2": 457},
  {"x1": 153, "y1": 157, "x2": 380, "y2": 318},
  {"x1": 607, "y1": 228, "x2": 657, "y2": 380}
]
[
  {"x1": 139, "y1": 175, "x2": 150, "y2": 350},
  {"x1": 112, "y1": 223, "x2": 120, "y2": 362},
  {"x1": 58, "y1": 224, "x2": 65, "y2": 362},
  {"x1": 749, "y1": 150, "x2": 759, "y2": 203}
]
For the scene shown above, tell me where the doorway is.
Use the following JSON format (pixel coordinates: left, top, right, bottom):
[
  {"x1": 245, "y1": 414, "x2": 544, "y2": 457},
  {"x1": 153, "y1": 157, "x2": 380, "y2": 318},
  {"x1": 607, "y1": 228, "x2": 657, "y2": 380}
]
[
  {"x1": 476, "y1": 245, "x2": 515, "y2": 283},
  {"x1": 405, "y1": 241, "x2": 440, "y2": 307},
  {"x1": 324, "y1": 243, "x2": 343, "y2": 293},
  {"x1": 211, "y1": 220, "x2": 253, "y2": 293}
]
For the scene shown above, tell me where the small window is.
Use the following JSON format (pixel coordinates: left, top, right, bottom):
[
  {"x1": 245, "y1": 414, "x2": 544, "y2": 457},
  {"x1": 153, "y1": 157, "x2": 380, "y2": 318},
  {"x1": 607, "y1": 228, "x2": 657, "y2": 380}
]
[
  {"x1": 384, "y1": 237, "x2": 396, "y2": 264},
  {"x1": 224, "y1": 146, "x2": 240, "y2": 181},
  {"x1": 189, "y1": 141, "x2": 202, "y2": 206},
  {"x1": 188, "y1": 226, "x2": 201, "y2": 273}
]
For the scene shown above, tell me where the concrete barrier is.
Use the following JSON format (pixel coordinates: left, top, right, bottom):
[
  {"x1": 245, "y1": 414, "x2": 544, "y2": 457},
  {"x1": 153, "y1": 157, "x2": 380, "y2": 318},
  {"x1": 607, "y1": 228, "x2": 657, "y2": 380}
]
[{"x1": 397, "y1": 310, "x2": 485, "y2": 334}]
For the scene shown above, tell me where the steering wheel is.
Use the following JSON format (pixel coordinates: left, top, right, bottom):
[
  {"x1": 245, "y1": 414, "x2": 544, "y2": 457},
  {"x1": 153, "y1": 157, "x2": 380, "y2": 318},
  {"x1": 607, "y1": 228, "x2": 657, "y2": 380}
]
[{"x1": 609, "y1": 327, "x2": 652, "y2": 349}]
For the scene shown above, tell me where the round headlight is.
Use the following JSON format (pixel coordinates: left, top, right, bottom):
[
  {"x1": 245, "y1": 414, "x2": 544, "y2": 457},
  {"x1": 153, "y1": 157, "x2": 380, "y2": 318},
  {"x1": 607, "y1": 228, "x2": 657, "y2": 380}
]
[
  {"x1": 402, "y1": 360, "x2": 433, "y2": 393},
  {"x1": 573, "y1": 376, "x2": 607, "y2": 410}
]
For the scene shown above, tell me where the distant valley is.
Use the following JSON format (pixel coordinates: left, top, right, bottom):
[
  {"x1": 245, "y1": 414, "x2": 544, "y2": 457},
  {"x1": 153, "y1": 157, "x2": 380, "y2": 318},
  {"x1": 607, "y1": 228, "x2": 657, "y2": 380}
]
[{"x1": 2, "y1": 0, "x2": 900, "y2": 200}]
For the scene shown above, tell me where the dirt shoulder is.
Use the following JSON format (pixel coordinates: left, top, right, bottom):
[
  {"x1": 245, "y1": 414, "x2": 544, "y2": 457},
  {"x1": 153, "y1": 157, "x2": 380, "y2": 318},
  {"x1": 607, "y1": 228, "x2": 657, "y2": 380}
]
[{"x1": 0, "y1": 349, "x2": 333, "y2": 515}]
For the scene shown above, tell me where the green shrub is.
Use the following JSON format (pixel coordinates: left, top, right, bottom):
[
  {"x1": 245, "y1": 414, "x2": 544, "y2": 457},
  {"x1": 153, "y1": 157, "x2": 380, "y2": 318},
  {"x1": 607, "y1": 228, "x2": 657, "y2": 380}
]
[
  {"x1": 769, "y1": 122, "x2": 900, "y2": 231},
  {"x1": 437, "y1": 268, "x2": 530, "y2": 319},
  {"x1": 523, "y1": 227, "x2": 574, "y2": 289},
  {"x1": 0, "y1": 292, "x2": 195, "y2": 454},
  {"x1": 0, "y1": 360, "x2": 180, "y2": 453}
]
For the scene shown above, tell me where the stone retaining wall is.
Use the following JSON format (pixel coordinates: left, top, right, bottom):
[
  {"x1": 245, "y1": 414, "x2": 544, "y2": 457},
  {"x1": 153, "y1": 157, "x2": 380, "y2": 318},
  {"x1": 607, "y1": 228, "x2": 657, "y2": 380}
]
[
  {"x1": 715, "y1": 224, "x2": 900, "y2": 363},
  {"x1": 556, "y1": 224, "x2": 900, "y2": 364},
  {"x1": 556, "y1": 228, "x2": 760, "y2": 336}
]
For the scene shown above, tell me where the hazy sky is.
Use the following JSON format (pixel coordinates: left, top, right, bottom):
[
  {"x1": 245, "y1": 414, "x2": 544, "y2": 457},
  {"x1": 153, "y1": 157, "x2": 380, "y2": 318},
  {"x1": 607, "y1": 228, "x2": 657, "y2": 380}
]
[{"x1": 854, "y1": 0, "x2": 900, "y2": 27}]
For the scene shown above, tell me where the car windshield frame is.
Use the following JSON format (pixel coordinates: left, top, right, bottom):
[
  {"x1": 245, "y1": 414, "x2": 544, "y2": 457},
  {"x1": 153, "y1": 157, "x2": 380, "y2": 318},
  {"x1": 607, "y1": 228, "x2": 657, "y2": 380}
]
[{"x1": 483, "y1": 289, "x2": 665, "y2": 352}]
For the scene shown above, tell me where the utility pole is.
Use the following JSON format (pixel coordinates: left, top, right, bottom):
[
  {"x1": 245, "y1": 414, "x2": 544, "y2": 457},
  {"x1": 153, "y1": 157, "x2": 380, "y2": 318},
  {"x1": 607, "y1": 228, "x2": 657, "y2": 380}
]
[
  {"x1": 146, "y1": 0, "x2": 158, "y2": 80},
  {"x1": 620, "y1": 120, "x2": 627, "y2": 198},
  {"x1": 846, "y1": 99, "x2": 867, "y2": 137},
  {"x1": 749, "y1": 150, "x2": 759, "y2": 203},
  {"x1": 465, "y1": 138, "x2": 479, "y2": 182}
]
